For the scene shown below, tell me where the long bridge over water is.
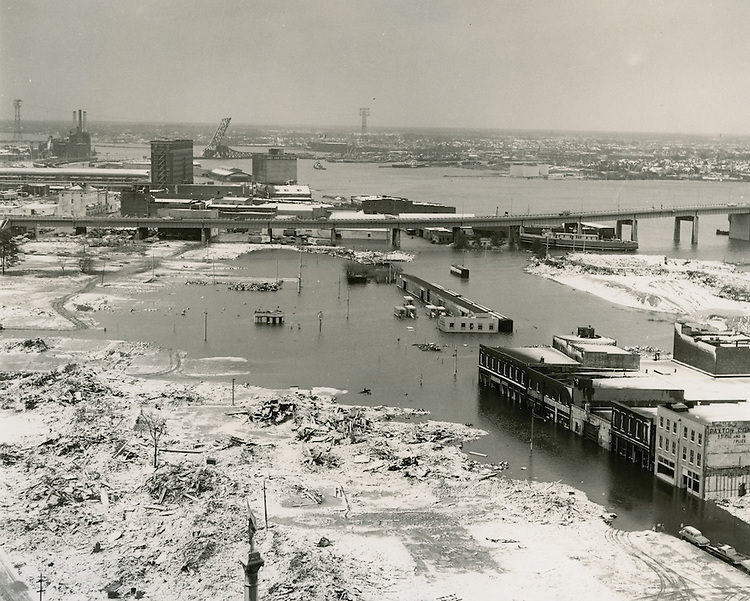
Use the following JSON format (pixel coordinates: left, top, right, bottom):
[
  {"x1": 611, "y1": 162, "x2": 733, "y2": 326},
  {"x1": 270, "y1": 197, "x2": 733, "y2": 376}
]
[{"x1": 5, "y1": 202, "x2": 750, "y2": 246}]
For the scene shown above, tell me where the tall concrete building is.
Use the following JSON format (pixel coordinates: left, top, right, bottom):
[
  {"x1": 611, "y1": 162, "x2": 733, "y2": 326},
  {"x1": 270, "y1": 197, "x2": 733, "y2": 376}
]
[
  {"x1": 150, "y1": 139, "x2": 193, "y2": 188},
  {"x1": 252, "y1": 148, "x2": 297, "y2": 185}
]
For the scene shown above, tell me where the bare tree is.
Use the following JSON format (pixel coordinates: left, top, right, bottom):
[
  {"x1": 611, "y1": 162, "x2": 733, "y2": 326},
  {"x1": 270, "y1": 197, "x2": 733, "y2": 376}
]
[{"x1": 135, "y1": 410, "x2": 167, "y2": 468}]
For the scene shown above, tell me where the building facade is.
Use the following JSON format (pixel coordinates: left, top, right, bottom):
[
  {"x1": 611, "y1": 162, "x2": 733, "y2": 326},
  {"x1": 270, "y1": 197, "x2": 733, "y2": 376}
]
[
  {"x1": 673, "y1": 321, "x2": 750, "y2": 376},
  {"x1": 252, "y1": 149, "x2": 297, "y2": 185},
  {"x1": 150, "y1": 140, "x2": 194, "y2": 188},
  {"x1": 656, "y1": 403, "x2": 750, "y2": 500}
]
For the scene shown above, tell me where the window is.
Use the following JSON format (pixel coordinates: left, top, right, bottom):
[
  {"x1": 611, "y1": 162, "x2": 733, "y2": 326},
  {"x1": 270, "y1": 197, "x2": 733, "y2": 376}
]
[
  {"x1": 671, "y1": 441, "x2": 676, "y2": 454},
  {"x1": 666, "y1": 419, "x2": 670, "y2": 430},
  {"x1": 689, "y1": 449, "x2": 694, "y2": 464},
  {"x1": 489, "y1": 324, "x2": 494, "y2": 330},
  {"x1": 478, "y1": 324, "x2": 483, "y2": 330},
  {"x1": 658, "y1": 435, "x2": 663, "y2": 449},
  {"x1": 690, "y1": 430, "x2": 695, "y2": 442},
  {"x1": 683, "y1": 426, "x2": 688, "y2": 439},
  {"x1": 460, "y1": 323, "x2": 466, "y2": 329},
  {"x1": 673, "y1": 422, "x2": 677, "y2": 434},
  {"x1": 660, "y1": 416, "x2": 664, "y2": 428},
  {"x1": 697, "y1": 453, "x2": 702, "y2": 467},
  {"x1": 698, "y1": 432, "x2": 703, "y2": 445},
  {"x1": 449, "y1": 322, "x2": 455, "y2": 328},
  {"x1": 682, "y1": 447, "x2": 687, "y2": 461}
]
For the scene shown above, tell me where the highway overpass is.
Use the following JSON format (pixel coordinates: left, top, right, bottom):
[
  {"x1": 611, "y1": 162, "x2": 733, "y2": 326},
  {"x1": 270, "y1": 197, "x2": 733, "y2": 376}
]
[{"x1": 5, "y1": 202, "x2": 750, "y2": 245}]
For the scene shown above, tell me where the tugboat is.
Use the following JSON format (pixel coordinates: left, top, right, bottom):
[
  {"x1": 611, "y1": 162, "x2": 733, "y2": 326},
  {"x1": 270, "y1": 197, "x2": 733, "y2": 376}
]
[{"x1": 313, "y1": 161, "x2": 326, "y2": 170}]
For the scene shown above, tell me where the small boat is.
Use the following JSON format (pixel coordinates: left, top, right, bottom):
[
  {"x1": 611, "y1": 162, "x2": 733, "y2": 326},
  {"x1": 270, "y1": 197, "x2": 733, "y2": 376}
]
[
  {"x1": 716, "y1": 229, "x2": 729, "y2": 236},
  {"x1": 450, "y1": 264, "x2": 470, "y2": 279},
  {"x1": 313, "y1": 161, "x2": 326, "y2": 170}
]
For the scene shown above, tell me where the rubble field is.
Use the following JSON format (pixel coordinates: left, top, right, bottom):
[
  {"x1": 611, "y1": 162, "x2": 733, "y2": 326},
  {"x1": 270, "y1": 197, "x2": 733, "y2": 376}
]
[{"x1": 2, "y1": 338, "x2": 750, "y2": 601}]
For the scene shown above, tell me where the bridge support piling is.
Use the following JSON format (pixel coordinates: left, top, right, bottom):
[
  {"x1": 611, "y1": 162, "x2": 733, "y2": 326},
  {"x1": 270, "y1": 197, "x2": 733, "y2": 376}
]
[
  {"x1": 136, "y1": 227, "x2": 149, "y2": 241},
  {"x1": 691, "y1": 215, "x2": 699, "y2": 245},
  {"x1": 729, "y1": 213, "x2": 750, "y2": 240},
  {"x1": 631, "y1": 217, "x2": 638, "y2": 242},
  {"x1": 673, "y1": 218, "x2": 681, "y2": 242},
  {"x1": 74, "y1": 226, "x2": 87, "y2": 236},
  {"x1": 330, "y1": 227, "x2": 337, "y2": 246},
  {"x1": 390, "y1": 227, "x2": 401, "y2": 248},
  {"x1": 201, "y1": 228, "x2": 211, "y2": 244}
]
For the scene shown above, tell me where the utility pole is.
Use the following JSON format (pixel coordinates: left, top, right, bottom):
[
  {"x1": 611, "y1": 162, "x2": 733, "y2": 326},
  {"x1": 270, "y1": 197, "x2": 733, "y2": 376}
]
[
  {"x1": 37, "y1": 572, "x2": 47, "y2": 601},
  {"x1": 453, "y1": 346, "x2": 458, "y2": 379},
  {"x1": 318, "y1": 311, "x2": 323, "y2": 333},
  {"x1": 231, "y1": 378, "x2": 235, "y2": 406},
  {"x1": 203, "y1": 311, "x2": 208, "y2": 342}
]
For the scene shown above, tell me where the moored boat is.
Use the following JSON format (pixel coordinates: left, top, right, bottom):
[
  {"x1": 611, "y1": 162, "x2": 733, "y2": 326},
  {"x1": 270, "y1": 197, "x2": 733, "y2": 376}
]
[
  {"x1": 450, "y1": 264, "x2": 470, "y2": 278},
  {"x1": 520, "y1": 224, "x2": 638, "y2": 252}
]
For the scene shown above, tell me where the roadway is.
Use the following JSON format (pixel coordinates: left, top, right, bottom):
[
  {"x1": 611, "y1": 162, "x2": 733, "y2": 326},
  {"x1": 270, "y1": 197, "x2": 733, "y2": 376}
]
[{"x1": 4, "y1": 202, "x2": 750, "y2": 231}]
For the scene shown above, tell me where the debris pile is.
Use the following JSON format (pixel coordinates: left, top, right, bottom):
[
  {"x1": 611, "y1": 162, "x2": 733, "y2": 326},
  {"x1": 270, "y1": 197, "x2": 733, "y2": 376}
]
[
  {"x1": 4, "y1": 337, "x2": 49, "y2": 352},
  {"x1": 146, "y1": 462, "x2": 221, "y2": 504},
  {"x1": 250, "y1": 397, "x2": 298, "y2": 425},
  {"x1": 265, "y1": 531, "x2": 365, "y2": 601},
  {"x1": 227, "y1": 281, "x2": 281, "y2": 292},
  {"x1": 0, "y1": 362, "x2": 121, "y2": 410},
  {"x1": 0, "y1": 442, "x2": 25, "y2": 465},
  {"x1": 25, "y1": 467, "x2": 110, "y2": 508},
  {"x1": 413, "y1": 342, "x2": 444, "y2": 352}
]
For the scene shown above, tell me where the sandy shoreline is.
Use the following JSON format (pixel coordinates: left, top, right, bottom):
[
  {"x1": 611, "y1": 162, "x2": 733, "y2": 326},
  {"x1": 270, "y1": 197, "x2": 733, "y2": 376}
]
[{"x1": 2, "y1": 238, "x2": 750, "y2": 600}]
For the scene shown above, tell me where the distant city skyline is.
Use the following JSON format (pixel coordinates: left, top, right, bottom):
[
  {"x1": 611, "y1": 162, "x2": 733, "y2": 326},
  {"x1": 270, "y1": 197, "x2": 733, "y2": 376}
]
[{"x1": 3, "y1": 0, "x2": 750, "y2": 136}]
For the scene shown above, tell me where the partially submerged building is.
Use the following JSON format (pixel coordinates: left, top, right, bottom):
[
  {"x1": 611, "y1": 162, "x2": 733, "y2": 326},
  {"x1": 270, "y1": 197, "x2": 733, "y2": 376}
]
[{"x1": 478, "y1": 322, "x2": 750, "y2": 499}]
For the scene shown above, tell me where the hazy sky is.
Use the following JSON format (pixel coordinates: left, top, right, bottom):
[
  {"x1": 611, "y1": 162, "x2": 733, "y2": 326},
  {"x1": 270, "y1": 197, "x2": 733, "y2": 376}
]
[{"x1": 2, "y1": 0, "x2": 749, "y2": 134}]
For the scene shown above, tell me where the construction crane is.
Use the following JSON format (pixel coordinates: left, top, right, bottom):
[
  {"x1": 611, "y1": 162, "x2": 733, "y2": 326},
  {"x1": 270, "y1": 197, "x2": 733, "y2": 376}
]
[{"x1": 202, "y1": 117, "x2": 255, "y2": 159}]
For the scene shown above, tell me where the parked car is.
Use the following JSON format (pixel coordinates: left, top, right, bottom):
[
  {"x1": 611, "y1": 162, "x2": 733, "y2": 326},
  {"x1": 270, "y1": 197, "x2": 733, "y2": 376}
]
[
  {"x1": 678, "y1": 526, "x2": 710, "y2": 547},
  {"x1": 706, "y1": 543, "x2": 745, "y2": 565}
]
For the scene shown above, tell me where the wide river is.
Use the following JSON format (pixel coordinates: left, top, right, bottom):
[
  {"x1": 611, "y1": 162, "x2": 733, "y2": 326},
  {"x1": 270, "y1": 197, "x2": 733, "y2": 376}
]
[{"x1": 74, "y1": 146, "x2": 750, "y2": 549}]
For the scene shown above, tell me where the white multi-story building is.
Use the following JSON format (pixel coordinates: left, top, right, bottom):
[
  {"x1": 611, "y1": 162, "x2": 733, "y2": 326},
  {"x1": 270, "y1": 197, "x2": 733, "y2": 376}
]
[{"x1": 656, "y1": 402, "x2": 750, "y2": 499}]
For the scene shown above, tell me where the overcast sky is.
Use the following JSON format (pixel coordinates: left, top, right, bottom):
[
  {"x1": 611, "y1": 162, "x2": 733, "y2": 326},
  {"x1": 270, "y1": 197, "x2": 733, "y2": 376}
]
[{"x1": 2, "y1": 0, "x2": 749, "y2": 135}]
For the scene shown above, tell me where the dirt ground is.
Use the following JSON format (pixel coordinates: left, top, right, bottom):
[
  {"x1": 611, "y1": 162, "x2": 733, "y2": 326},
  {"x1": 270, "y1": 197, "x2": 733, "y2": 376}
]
[{"x1": 2, "y1": 236, "x2": 750, "y2": 601}]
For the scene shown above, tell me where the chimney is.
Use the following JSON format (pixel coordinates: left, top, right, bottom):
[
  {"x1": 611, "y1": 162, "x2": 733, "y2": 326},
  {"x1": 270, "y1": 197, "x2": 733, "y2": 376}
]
[
  {"x1": 78, "y1": 109, "x2": 82, "y2": 133},
  {"x1": 83, "y1": 111, "x2": 87, "y2": 132}
]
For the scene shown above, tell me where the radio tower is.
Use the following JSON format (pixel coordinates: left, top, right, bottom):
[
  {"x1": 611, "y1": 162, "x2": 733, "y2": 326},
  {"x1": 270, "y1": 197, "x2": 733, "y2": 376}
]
[
  {"x1": 359, "y1": 107, "x2": 370, "y2": 134},
  {"x1": 13, "y1": 99, "x2": 22, "y2": 141}
]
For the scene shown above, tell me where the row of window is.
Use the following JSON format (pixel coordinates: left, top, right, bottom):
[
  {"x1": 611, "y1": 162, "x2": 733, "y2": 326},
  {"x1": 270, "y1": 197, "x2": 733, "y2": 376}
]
[
  {"x1": 612, "y1": 411, "x2": 649, "y2": 442},
  {"x1": 445, "y1": 321, "x2": 494, "y2": 331},
  {"x1": 657, "y1": 435, "x2": 702, "y2": 466},
  {"x1": 659, "y1": 416, "x2": 703, "y2": 446}
]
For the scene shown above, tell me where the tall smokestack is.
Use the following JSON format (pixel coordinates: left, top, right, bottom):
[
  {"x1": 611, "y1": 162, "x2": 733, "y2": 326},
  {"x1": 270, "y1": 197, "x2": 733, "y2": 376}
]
[
  {"x1": 73, "y1": 111, "x2": 77, "y2": 129},
  {"x1": 83, "y1": 111, "x2": 87, "y2": 132},
  {"x1": 78, "y1": 110, "x2": 82, "y2": 133}
]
